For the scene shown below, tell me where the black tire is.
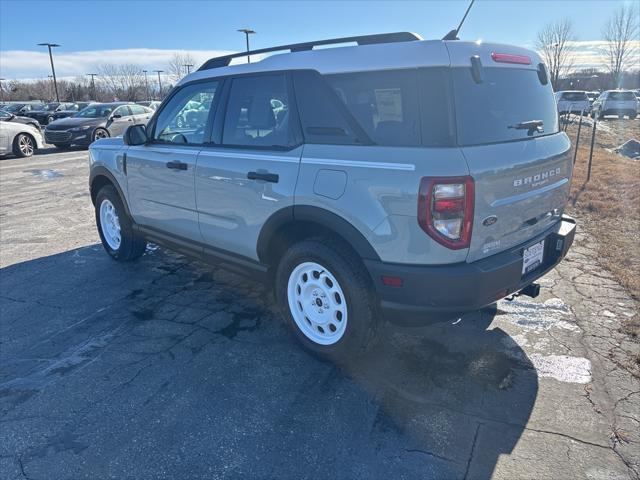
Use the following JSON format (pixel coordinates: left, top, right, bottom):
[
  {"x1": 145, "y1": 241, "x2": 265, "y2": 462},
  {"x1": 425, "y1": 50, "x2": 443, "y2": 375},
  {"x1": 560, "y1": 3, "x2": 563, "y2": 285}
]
[
  {"x1": 95, "y1": 185, "x2": 146, "y2": 261},
  {"x1": 12, "y1": 133, "x2": 35, "y2": 158},
  {"x1": 275, "y1": 237, "x2": 380, "y2": 363},
  {"x1": 92, "y1": 128, "x2": 110, "y2": 142},
  {"x1": 53, "y1": 143, "x2": 70, "y2": 149}
]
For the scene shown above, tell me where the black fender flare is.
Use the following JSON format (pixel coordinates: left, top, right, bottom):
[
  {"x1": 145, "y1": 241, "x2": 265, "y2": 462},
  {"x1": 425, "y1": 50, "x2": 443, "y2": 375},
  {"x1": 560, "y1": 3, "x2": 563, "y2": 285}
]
[
  {"x1": 256, "y1": 205, "x2": 381, "y2": 263},
  {"x1": 89, "y1": 166, "x2": 131, "y2": 217}
]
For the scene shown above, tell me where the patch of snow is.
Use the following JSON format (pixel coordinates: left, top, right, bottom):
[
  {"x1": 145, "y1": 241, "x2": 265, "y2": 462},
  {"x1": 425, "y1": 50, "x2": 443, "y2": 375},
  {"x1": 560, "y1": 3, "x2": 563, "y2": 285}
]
[
  {"x1": 498, "y1": 297, "x2": 580, "y2": 332},
  {"x1": 530, "y1": 354, "x2": 592, "y2": 384},
  {"x1": 601, "y1": 310, "x2": 616, "y2": 318}
]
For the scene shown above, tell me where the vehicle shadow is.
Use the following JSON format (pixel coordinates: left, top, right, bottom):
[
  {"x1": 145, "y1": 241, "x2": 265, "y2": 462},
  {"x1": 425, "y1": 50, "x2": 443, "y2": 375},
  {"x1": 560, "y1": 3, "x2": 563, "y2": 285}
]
[
  {"x1": 0, "y1": 245, "x2": 536, "y2": 479},
  {"x1": 35, "y1": 145, "x2": 88, "y2": 155}
]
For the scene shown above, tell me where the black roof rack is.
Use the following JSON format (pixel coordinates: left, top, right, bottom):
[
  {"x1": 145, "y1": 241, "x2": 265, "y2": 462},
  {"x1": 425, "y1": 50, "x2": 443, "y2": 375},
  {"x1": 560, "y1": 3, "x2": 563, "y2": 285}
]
[{"x1": 198, "y1": 32, "x2": 422, "y2": 71}]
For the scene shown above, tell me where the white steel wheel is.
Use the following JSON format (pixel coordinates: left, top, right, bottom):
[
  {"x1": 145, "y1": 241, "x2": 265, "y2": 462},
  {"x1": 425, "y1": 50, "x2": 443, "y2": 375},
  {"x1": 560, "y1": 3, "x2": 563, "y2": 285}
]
[
  {"x1": 287, "y1": 261, "x2": 348, "y2": 346},
  {"x1": 99, "y1": 199, "x2": 121, "y2": 250}
]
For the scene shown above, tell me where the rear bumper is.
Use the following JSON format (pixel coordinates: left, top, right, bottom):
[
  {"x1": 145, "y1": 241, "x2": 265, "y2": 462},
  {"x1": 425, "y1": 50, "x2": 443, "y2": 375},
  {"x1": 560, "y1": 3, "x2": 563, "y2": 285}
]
[{"x1": 365, "y1": 215, "x2": 576, "y2": 325}]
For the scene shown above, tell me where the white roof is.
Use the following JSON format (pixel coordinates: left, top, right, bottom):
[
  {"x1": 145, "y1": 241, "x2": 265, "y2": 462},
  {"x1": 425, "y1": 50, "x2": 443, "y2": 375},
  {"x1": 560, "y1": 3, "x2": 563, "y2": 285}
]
[{"x1": 180, "y1": 39, "x2": 543, "y2": 85}]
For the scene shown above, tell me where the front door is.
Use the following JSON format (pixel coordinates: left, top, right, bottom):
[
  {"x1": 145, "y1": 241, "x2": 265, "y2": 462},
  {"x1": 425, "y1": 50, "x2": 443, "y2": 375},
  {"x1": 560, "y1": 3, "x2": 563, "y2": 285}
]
[
  {"x1": 126, "y1": 80, "x2": 220, "y2": 240},
  {"x1": 195, "y1": 73, "x2": 302, "y2": 260},
  {"x1": 106, "y1": 105, "x2": 134, "y2": 137}
]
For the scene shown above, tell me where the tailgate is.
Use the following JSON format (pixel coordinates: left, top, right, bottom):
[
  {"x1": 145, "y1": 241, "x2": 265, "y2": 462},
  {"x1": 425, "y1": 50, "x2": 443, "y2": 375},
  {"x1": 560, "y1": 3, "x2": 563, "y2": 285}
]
[{"x1": 463, "y1": 133, "x2": 572, "y2": 262}]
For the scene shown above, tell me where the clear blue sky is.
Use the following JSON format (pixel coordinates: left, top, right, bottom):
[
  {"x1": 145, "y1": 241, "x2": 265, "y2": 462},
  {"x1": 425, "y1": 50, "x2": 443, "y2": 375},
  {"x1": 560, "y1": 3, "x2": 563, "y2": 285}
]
[{"x1": 0, "y1": 0, "x2": 635, "y2": 79}]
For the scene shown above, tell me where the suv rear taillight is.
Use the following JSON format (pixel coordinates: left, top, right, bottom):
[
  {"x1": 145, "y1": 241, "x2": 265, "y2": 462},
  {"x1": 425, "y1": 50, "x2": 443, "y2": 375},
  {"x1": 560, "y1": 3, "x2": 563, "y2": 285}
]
[{"x1": 418, "y1": 176, "x2": 474, "y2": 250}]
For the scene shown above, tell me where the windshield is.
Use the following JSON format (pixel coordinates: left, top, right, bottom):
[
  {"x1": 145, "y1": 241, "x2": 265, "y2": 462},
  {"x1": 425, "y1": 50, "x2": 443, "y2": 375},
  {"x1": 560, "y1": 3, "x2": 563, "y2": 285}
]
[
  {"x1": 609, "y1": 91, "x2": 636, "y2": 101},
  {"x1": 452, "y1": 67, "x2": 559, "y2": 146},
  {"x1": 0, "y1": 110, "x2": 11, "y2": 119},
  {"x1": 74, "y1": 104, "x2": 117, "y2": 118}
]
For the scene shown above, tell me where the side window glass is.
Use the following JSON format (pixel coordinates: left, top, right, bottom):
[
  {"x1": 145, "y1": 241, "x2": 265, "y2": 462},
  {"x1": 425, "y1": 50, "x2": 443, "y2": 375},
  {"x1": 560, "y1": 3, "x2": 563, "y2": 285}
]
[
  {"x1": 293, "y1": 70, "x2": 360, "y2": 145},
  {"x1": 326, "y1": 69, "x2": 422, "y2": 147},
  {"x1": 129, "y1": 105, "x2": 145, "y2": 115},
  {"x1": 112, "y1": 106, "x2": 130, "y2": 117},
  {"x1": 222, "y1": 74, "x2": 294, "y2": 148},
  {"x1": 153, "y1": 81, "x2": 218, "y2": 145}
]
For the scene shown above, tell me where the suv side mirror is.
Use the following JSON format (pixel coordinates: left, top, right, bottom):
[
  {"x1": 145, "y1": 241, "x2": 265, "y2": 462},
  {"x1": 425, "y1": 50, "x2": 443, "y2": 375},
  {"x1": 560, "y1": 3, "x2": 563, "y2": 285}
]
[{"x1": 124, "y1": 124, "x2": 148, "y2": 146}]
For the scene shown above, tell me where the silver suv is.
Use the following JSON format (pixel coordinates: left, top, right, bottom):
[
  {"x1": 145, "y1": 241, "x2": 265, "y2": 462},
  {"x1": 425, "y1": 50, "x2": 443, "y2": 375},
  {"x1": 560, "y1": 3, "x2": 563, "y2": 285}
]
[{"x1": 88, "y1": 32, "x2": 576, "y2": 360}]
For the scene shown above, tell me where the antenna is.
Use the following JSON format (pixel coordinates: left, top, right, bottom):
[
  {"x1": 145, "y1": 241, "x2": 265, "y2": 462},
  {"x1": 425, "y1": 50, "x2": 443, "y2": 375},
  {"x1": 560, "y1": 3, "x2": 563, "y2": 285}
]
[{"x1": 443, "y1": 0, "x2": 476, "y2": 40}]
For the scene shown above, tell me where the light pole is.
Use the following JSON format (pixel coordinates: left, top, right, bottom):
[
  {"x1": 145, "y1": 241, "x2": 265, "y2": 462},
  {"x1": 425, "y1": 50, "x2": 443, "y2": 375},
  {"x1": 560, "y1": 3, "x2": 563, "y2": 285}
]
[
  {"x1": 142, "y1": 70, "x2": 150, "y2": 101},
  {"x1": 47, "y1": 75, "x2": 54, "y2": 101},
  {"x1": 237, "y1": 28, "x2": 256, "y2": 63},
  {"x1": 87, "y1": 73, "x2": 98, "y2": 100},
  {"x1": 182, "y1": 64, "x2": 194, "y2": 75},
  {"x1": 154, "y1": 70, "x2": 164, "y2": 99},
  {"x1": 37, "y1": 43, "x2": 60, "y2": 102}
]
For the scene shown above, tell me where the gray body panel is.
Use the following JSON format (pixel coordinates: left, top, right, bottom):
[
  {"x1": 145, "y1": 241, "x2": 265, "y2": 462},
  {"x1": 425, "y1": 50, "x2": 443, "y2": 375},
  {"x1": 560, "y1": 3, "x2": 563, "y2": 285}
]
[
  {"x1": 195, "y1": 147, "x2": 302, "y2": 260},
  {"x1": 126, "y1": 144, "x2": 201, "y2": 240}
]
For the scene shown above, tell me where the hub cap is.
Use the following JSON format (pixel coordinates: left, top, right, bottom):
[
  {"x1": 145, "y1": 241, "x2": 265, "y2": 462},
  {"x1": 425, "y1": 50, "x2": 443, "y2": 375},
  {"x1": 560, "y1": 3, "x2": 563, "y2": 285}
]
[
  {"x1": 94, "y1": 129, "x2": 108, "y2": 139},
  {"x1": 18, "y1": 135, "x2": 34, "y2": 156},
  {"x1": 99, "y1": 199, "x2": 121, "y2": 250},
  {"x1": 287, "y1": 262, "x2": 348, "y2": 345}
]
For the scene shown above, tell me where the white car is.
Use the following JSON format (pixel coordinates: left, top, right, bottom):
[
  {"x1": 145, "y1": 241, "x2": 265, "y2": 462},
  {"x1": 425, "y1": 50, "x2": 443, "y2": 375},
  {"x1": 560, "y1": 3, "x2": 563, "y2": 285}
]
[
  {"x1": 554, "y1": 91, "x2": 590, "y2": 115},
  {"x1": 591, "y1": 90, "x2": 638, "y2": 119},
  {"x1": 0, "y1": 120, "x2": 44, "y2": 157}
]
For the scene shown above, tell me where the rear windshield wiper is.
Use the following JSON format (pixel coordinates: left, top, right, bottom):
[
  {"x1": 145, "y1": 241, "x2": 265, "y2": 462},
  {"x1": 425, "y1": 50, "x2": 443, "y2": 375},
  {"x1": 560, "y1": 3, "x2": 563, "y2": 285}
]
[{"x1": 508, "y1": 120, "x2": 544, "y2": 136}]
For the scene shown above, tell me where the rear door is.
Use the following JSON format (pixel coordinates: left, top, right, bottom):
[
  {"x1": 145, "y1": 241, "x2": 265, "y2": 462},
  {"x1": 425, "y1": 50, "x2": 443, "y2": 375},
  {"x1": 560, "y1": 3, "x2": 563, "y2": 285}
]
[
  {"x1": 446, "y1": 44, "x2": 572, "y2": 262},
  {"x1": 126, "y1": 80, "x2": 220, "y2": 240},
  {"x1": 195, "y1": 72, "x2": 303, "y2": 260},
  {"x1": 129, "y1": 104, "x2": 153, "y2": 125}
]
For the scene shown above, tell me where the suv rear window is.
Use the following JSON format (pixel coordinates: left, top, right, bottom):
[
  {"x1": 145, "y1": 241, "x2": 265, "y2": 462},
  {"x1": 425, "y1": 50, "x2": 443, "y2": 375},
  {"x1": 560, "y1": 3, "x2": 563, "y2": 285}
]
[
  {"x1": 561, "y1": 92, "x2": 588, "y2": 101},
  {"x1": 452, "y1": 67, "x2": 559, "y2": 146},
  {"x1": 608, "y1": 91, "x2": 636, "y2": 101}
]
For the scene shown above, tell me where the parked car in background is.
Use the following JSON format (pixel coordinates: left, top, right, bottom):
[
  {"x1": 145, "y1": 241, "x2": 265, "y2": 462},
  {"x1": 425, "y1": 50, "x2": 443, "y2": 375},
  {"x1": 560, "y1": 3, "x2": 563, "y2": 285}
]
[
  {"x1": 554, "y1": 91, "x2": 590, "y2": 115},
  {"x1": 591, "y1": 90, "x2": 638, "y2": 119},
  {"x1": 45, "y1": 102, "x2": 153, "y2": 148},
  {"x1": 88, "y1": 32, "x2": 576, "y2": 361},
  {"x1": 0, "y1": 120, "x2": 44, "y2": 157},
  {"x1": 24, "y1": 102, "x2": 86, "y2": 125},
  {"x1": 48, "y1": 102, "x2": 93, "y2": 123},
  {"x1": 137, "y1": 101, "x2": 161, "y2": 110},
  {"x1": 2, "y1": 102, "x2": 45, "y2": 115},
  {"x1": 0, "y1": 110, "x2": 41, "y2": 130}
]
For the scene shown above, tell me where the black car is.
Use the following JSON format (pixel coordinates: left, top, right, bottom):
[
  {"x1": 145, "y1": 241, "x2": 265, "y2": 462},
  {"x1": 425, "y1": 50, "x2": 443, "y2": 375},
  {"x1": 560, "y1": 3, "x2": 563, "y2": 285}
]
[
  {"x1": 2, "y1": 102, "x2": 45, "y2": 115},
  {"x1": 25, "y1": 102, "x2": 90, "y2": 125},
  {"x1": 45, "y1": 102, "x2": 153, "y2": 148},
  {"x1": 0, "y1": 110, "x2": 41, "y2": 130}
]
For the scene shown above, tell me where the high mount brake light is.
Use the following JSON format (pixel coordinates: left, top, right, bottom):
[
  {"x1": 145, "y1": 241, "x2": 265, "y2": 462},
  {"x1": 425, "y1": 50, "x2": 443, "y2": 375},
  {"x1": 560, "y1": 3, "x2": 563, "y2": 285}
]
[
  {"x1": 491, "y1": 52, "x2": 531, "y2": 65},
  {"x1": 418, "y1": 176, "x2": 474, "y2": 250}
]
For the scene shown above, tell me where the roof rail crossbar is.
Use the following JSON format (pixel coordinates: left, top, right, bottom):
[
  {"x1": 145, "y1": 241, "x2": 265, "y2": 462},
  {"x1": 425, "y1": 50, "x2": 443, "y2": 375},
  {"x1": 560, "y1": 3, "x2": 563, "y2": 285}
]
[{"x1": 198, "y1": 32, "x2": 422, "y2": 71}]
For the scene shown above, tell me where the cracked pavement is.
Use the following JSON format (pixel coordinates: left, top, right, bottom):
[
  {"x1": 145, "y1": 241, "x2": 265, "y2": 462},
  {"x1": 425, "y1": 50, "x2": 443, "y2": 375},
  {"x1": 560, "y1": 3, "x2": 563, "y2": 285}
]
[{"x1": 1, "y1": 149, "x2": 638, "y2": 479}]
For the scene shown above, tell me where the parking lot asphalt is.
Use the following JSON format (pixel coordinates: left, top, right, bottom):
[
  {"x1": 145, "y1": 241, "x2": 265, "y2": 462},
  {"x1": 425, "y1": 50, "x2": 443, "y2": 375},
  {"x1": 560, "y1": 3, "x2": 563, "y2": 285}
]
[{"x1": 1, "y1": 148, "x2": 639, "y2": 479}]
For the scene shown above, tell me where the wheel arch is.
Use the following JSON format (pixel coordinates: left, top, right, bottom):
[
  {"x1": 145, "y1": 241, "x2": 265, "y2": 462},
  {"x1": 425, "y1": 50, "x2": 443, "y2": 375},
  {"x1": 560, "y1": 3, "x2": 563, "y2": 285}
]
[
  {"x1": 257, "y1": 205, "x2": 381, "y2": 267},
  {"x1": 89, "y1": 167, "x2": 131, "y2": 217}
]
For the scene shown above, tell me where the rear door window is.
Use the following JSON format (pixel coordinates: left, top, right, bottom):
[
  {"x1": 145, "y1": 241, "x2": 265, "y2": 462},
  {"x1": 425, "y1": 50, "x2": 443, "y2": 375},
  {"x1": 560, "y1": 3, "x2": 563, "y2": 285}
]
[
  {"x1": 222, "y1": 74, "x2": 296, "y2": 148},
  {"x1": 452, "y1": 67, "x2": 559, "y2": 146}
]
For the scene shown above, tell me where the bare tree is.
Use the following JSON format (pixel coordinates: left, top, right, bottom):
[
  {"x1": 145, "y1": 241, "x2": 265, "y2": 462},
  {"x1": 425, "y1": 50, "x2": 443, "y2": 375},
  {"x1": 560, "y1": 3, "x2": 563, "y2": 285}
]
[
  {"x1": 97, "y1": 64, "x2": 145, "y2": 101},
  {"x1": 167, "y1": 52, "x2": 196, "y2": 83},
  {"x1": 535, "y1": 19, "x2": 576, "y2": 90},
  {"x1": 602, "y1": 5, "x2": 639, "y2": 88}
]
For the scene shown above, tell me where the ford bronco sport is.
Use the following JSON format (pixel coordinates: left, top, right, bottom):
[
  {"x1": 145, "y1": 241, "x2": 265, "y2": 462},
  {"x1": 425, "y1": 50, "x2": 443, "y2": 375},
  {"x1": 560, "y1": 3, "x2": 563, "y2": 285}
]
[{"x1": 89, "y1": 32, "x2": 576, "y2": 360}]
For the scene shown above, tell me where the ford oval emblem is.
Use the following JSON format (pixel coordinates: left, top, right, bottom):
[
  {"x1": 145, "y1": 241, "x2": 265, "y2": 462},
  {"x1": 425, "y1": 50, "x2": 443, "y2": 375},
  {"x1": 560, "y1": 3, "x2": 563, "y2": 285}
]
[{"x1": 483, "y1": 215, "x2": 498, "y2": 227}]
